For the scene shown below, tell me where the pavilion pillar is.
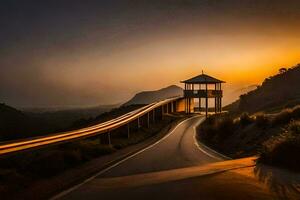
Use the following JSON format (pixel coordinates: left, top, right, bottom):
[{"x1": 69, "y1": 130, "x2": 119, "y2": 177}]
[
  {"x1": 199, "y1": 98, "x2": 201, "y2": 113},
  {"x1": 219, "y1": 97, "x2": 221, "y2": 113},
  {"x1": 184, "y1": 84, "x2": 186, "y2": 113},
  {"x1": 220, "y1": 98, "x2": 222, "y2": 113},
  {"x1": 186, "y1": 99, "x2": 188, "y2": 113},
  {"x1": 187, "y1": 84, "x2": 189, "y2": 114},
  {"x1": 184, "y1": 98, "x2": 186, "y2": 113},
  {"x1": 188, "y1": 84, "x2": 190, "y2": 113},
  {"x1": 215, "y1": 98, "x2": 218, "y2": 113},
  {"x1": 215, "y1": 98, "x2": 217, "y2": 113},
  {"x1": 216, "y1": 97, "x2": 219, "y2": 113},
  {"x1": 214, "y1": 83, "x2": 217, "y2": 113},
  {"x1": 188, "y1": 98, "x2": 190, "y2": 113},
  {"x1": 189, "y1": 84, "x2": 191, "y2": 113},
  {"x1": 190, "y1": 99, "x2": 191, "y2": 113},
  {"x1": 199, "y1": 84, "x2": 201, "y2": 113},
  {"x1": 205, "y1": 83, "x2": 208, "y2": 118},
  {"x1": 187, "y1": 98, "x2": 189, "y2": 114},
  {"x1": 217, "y1": 97, "x2": 220, "y2": 113},
  {"x1": 219, "y1": 83, "x2": 222, "y2": 113}
]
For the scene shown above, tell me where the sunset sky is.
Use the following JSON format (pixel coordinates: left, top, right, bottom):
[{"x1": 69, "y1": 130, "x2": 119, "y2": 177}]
[{"x1": 1, "y1": 0, "x2": 300, "y2": 107}]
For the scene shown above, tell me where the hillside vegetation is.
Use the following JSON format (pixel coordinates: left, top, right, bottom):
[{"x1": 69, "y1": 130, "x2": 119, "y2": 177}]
[
  {"x1": 226, "y1": 64, "x2": 300, "y2": 113},
  {"x1": 198, "y1": 64, "x2": 300, "y2": 171},
  {"x1": 198, "y1": 105, "x2": 300, "y2": 156}
]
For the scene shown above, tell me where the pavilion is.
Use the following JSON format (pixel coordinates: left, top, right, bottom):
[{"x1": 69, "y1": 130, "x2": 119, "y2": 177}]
[{"x1": 181, "y1": 73, "x2": 225, "y2": 117}]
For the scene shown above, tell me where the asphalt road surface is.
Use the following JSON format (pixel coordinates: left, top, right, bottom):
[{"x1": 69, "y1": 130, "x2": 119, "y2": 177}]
[{"x1": 59, "y1": 115, "x2": 225, "y2": 199}]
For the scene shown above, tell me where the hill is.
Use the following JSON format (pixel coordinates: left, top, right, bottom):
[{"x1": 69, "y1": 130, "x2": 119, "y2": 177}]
[
  {"x1": 123, "y1": 85, "x2": 182, "y2": 106},
  {"x1": 198, "y1": 64, "x2": 300, "y2": 171},
  {"x1": 22, "y1": 105, "x2": 117, "y2": 132},
  {"x1": 0, "y1": 103, "x2": 39, "y2": 141},
  {"x1": 0, "y1": 104, "x2": 117, "y2": 142},
  {"x1": 225, "y1": 64, "x2": 300, "y2": 113}
]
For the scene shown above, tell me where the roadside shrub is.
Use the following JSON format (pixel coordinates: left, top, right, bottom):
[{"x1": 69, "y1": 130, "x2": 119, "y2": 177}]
[
  {"x1": 291, "y1": 105, "x2": 300, "y2": 119},
  {"x1": 255, "y1": 114, "x2": 270, "y2": 128},
  {"x1": 216, "y1": 116, "x2": 236, "y2": 138},
  {"x1": 64, "y1": 149, "x2": 83, "y2": 166},
  {"x1": 272, "y1": 109, "x2": 292, "y2": 126},
  {"x1": 198, "y1": 114, "x2": 236, "y2": 143},
  {"x1": 0, "y1": 169, "x2": 27, "y2": 185},
  {"x1": 287, "y1": 120, "x2": 300, "y2": 134},
  {"x1": 271, "y1": 105, "x2": 300, "y2": 127},
  {"x1": 26, "y1": 150, "x2": 67, "y2": 178},
  {"x1": 258, "y1": 120, "x2": 300, "y2": 171},
  {"x1": 239, "y1": 112, "x2": 253, "y2": 127},
  {"x1": 67, "y1": 140, "x2": 115, "y2": 159}
]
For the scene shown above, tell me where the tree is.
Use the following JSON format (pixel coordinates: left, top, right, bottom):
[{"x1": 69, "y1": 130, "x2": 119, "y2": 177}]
[{"x1": 279, "y1": 67, "x2": 287, "y2": 74}]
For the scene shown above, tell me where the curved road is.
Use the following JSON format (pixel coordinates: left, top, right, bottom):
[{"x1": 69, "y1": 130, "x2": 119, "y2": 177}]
[{"x1": 59, "y1": 115, "x2": 224, "y2": 199}]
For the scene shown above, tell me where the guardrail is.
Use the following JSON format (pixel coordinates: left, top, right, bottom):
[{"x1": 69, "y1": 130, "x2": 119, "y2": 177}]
[{"x1": 0, "y1": 97, "x2": 183, "y2": 156}]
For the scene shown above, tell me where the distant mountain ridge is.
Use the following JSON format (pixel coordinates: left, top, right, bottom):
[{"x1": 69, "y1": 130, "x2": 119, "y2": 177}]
[
  {"x1": 225, "y1": 64, "x2": 300, "y2": 113},
  {"x1": 123, "y1": 85, "x2": 183, "y2": 106}
]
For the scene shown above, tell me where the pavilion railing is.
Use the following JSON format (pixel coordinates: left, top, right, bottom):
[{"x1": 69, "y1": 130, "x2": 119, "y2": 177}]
[{"x1": 183, "y1": 90, "x2": 222, "y2": 98}]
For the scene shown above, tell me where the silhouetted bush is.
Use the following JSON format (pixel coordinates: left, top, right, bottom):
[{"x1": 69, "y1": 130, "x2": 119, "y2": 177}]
[
  {"x1": 272, "y1": 109, "x2": 292, "y2": 126},
  {"x1": 64, "y1": 149, "x2": 84, "y2": 166},
  {"x1": 26, "y1": 150, "x2": 67, "y2": 178},
  {"x1": 291, "y1": 105, "x2": 300, "y2": 119},
  {"x1": 198, "y1": 114, "x2": 237, "y2": 147},
  {"x1": 239, "y1": 112, "x2": 254, "y2": 127},
  {"x1": 255, "y1": 114, "x2": 270, "y2": 128},
  {"x1": 258, "y1": 120, "x2": 300, "y2": 171},
  {"x1": 217, "y1": 117, "x2": 236, "y2": 138},
  {"x1": 271, "y1": 105, "x2": 300, "y2": 127}
]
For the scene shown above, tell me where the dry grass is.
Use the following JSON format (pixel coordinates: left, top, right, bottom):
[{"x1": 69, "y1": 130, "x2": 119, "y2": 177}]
[
  {"x1": 197, "y1": 105, "x2": 300, "y2": 162},
  {"x1": 257, "y1": 120, "x2": 300, "y2": 172}
]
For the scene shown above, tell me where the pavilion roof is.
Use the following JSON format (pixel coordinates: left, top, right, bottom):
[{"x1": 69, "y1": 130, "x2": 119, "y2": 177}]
[{"x1": 181, "y1": 73, "x2": 225, "y2": 84}]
